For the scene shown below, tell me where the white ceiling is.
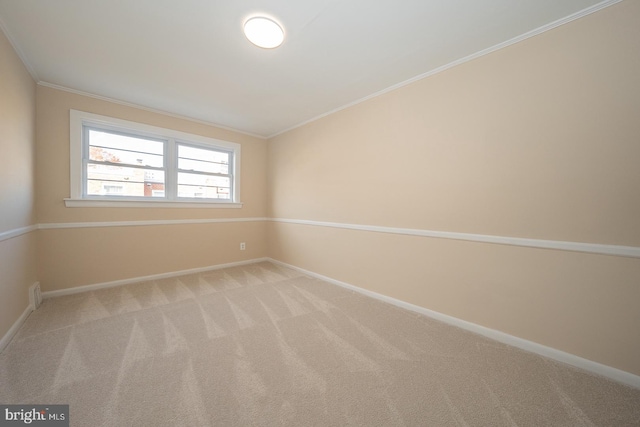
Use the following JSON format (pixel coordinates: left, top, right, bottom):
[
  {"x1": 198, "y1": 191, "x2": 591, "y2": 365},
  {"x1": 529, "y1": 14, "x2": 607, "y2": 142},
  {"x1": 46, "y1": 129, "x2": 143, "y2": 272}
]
[{"x1": 0, "y1": 0, "x2": 613, "y2": 138}]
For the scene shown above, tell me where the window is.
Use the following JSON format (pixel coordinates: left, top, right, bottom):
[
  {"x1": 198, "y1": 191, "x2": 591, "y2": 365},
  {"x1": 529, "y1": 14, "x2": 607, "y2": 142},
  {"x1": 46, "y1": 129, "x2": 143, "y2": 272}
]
[{"x1": 67, "y1": 110, "x2": 241, "y2": 208}]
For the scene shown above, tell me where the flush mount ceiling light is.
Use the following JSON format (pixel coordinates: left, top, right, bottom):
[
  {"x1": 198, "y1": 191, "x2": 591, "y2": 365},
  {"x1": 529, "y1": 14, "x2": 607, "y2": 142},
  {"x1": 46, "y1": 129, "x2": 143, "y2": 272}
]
[{"x1": 243, "y1": 16, "x2": 284, "y2": 49}]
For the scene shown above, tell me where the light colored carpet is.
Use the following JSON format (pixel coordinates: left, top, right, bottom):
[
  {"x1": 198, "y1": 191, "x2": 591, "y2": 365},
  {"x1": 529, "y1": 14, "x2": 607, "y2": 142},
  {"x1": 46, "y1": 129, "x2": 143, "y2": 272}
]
[{"x1": 1, "y1": 261, "x2": 639, "y2": 426}]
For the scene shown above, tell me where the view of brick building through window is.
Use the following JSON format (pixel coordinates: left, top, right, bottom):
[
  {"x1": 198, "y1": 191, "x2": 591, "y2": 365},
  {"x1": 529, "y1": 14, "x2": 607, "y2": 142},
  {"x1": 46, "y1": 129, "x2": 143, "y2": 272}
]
[
  {"x1": 143, "y1": 171, "x2": 165, "y2": 197},
  {"x1": 88, "y1": 146, "x2": 165, "y2": 197},
  {"x1": 86, "y1": 131, "x2": 231, "y2": 199}
]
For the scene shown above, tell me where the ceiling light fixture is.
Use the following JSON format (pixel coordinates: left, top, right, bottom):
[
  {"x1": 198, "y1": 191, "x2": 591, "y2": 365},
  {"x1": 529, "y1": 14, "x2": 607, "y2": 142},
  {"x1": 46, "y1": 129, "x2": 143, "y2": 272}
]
[{"x1": 243, "y1": 16, "x2": 284, "y2": 49}]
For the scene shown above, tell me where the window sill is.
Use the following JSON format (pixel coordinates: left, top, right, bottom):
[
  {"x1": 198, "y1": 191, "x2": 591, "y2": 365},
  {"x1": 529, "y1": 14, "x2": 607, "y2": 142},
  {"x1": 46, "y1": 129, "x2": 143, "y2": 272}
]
[{"x1": 64, "y1": 198, "x2": 243, "y2": 209}]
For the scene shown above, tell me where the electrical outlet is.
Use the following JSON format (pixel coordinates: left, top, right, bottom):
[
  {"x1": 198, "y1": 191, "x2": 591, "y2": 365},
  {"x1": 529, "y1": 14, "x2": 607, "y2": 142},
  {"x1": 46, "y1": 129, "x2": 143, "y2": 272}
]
[{"x1": 240, "y1": 242, "x2": 246, "y2": 250}]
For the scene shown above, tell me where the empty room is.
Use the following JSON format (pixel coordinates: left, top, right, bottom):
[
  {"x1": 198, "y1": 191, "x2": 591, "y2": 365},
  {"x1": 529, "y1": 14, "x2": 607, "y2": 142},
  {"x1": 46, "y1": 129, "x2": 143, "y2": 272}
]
[{"x1": 1, "y1": 0, "x2": 639, "y2": 425}]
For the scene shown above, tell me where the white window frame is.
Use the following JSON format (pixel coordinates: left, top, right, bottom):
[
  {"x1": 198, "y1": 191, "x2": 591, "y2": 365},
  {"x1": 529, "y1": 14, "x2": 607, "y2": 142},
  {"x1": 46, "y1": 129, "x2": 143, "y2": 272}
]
[{"x1": 66, "y1": 110, "x2": 242, "y2": 208}]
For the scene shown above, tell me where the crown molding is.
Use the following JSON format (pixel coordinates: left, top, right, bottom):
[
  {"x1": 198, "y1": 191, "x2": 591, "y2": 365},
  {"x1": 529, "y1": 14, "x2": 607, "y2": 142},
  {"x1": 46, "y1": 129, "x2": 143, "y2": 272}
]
[
  {"x1": 0, "y1": 15, "x2": 39, "y2": 81},
  {"x1": 267, "y1": 0, "x2": 623, "y2": 139},
  {"x1": 37, "y1": 81, "x2": 267, "y2": 140}
]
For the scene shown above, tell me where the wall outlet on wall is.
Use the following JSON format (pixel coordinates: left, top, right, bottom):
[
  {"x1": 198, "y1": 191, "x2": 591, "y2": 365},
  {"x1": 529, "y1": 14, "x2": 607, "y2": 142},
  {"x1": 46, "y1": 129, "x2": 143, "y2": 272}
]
[{"x1": 240, "y1": 242, "x2": 246, "y2": 251}]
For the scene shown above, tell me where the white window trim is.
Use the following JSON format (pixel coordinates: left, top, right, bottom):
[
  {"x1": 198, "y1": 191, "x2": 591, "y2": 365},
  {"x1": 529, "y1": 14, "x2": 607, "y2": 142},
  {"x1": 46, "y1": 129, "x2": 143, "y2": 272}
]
[{"x1": 67, "y1": 110, "x2": 242, "y2": 208}]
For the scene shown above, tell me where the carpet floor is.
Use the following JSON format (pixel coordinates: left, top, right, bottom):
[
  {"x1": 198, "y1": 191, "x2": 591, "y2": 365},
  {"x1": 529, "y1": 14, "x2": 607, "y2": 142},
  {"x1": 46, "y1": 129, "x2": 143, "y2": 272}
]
[{"x1": 1, "y1": 261, "x2": 639, "y2": 426}]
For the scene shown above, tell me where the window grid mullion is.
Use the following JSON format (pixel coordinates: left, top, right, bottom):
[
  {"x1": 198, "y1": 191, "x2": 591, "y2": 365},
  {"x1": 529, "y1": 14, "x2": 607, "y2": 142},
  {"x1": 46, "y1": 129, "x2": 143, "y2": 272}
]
[
  {"x1": 82, "y1": 126, "x2": 89, "y2": 197},
  {"x1": 228, "y1": 147, "x2": 234, "y2": 201},
  {"x1": 163, "y1": 138, "x2": 171, "y2": 201},
  {"x1": 176, "y1": 169, "x2": 232, "y2": 178},
  {"x1": 86, "y1": 160, "x2": 165, "y2": 172}
]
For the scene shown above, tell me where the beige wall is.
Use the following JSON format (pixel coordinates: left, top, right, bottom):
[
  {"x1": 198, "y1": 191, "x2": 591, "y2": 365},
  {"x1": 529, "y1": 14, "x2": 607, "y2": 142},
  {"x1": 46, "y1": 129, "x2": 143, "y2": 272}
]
[
  {"x1": 36, "y1": 86, "x2": 268, "y2": 291},
  {"x1": 267, "y1": 1, "x2": 640, "y2": 375},
  {"x1": 39, "y1": 222, "x2": 266, "y2": 292},
  {"x1": 0, "y1": 30, "x2": 37, "y2": 339},
  {"x1": 2, "y1": 0, "x2": 638, "y2": 381}
]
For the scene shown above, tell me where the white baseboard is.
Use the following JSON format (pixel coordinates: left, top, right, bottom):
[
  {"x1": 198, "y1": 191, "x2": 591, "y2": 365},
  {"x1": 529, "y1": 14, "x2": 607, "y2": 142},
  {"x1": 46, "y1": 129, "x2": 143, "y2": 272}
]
[
  {"x1": 41, "y1": 258, "x2": 269, "y2": 299},
  {"x1": 267, "y1": 258, "x2": 640, "y2": 390},
  {"x1": 0, "y1": 304, "x2": 33, "y2": 354}
]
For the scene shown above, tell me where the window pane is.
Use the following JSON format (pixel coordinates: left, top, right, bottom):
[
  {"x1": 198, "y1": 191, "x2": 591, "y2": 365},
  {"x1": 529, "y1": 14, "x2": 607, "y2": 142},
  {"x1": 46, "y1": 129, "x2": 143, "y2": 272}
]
[
  {"x1": 87, "y1": 164, "x2": 165, "y2": 197},
  {"x1": 179, "y1": 145, "x2": 229, "y2": 163},
  {"x1": 178, "y1": 172, "x2": 229, "y2": 187},
  {"x1": 178, "y1": 145, "x2": 229, "y2": 174},
  {"x1": 178, "y1": 157, "x2": 229, "y2": 174},
  {"x1": 177, "y1": 172, "x2": 230, "y2": 199},
  {"x1": 88, "y1": 129, "x2": 164, "y2": 171},
  {"x1": 177, "y1": 185, "x2": 230, "y2": 199},
  {"x1": 89, "y1": 146, "x2": 163, "y2": 168},
  {"x1": 88, "y1": 129, "x2": 164, "y2": 154}
]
